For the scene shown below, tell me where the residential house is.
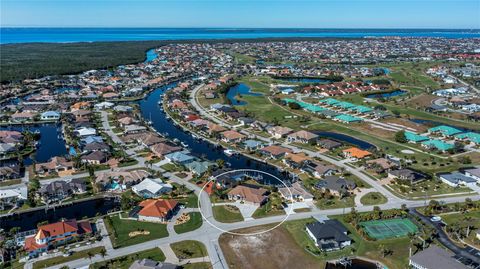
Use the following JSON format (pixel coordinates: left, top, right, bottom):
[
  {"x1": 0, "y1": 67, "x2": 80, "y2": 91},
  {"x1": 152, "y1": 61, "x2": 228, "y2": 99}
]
[
  {"x1": 388, "y1": 168, "x2": 426, "y2": 185},
  {"x1": 314, "y1": 176, "x2": 356, "y2": 197},
  {"x1": 366, "y1": 158, "x2": 397, "y2": 173},
  {"x1": 243, "y1": 140, "x2": 264, "y2": 151},
  {"x1": 40, "y1": 111, "x2": 61, "y2": 121},
  {"x1": 129, "y1": 259, "x2": 178, "y2": 269},
  {"x1": 464, "y1": 168, "x2": 480, "y2": 182},
  {"x1": 132, "y1": 178, "x2": 173, "y2": 198},
  {"x1": 342, "y1": 147, "x2": 371, "y2": 160},
  {"x1": 227, "y1": 185, "x2": 268, "y2": 206},
  {"x1": 150, "y1": 143, "x2": 182, "y2": 158},
  {"x1": 95, "y1": 170, "x2": 149, "y2": 190},
  {"x1": 164, "y1": 152, "x2": 195, "y2": 165},
  {"x1": 24, "y1": 219, "x2": 93, "y2": 257},
  {"x1": 74, "y1": 127, "x2": 97, "y2": 137},
  {"x1": 221, "y1": 130, "x2": 246, "y2": 144},
  {"x1": 81, "y1": 151, "x2": 108, "y2": 165},
  {"x1": 38, "y1": 179, "x2": 87, "y2": 203},
  {"x1": 35, "y1": 157, "x2": 74, "y2": 176},
  {"x1": 0, "y1": 164, "x2": 21, "y2": 181},
  {"x1": 0, "y1": 186, "x2": 27, "y2": 210},
  {"x1": 287, "y1": 130, "x2": 319, "y2": 144},
  {"x1": 306, "y1": 219, "x2": 352, "y2": 251},
  {"x1": 136, "y1": 199, "x2": 179, "y2": 222},
  {"x1": 302, "y1": 161, "x2": 338, "y2": 178},
  {"x1": 259, "y1": 145, "x2": 292, "y2": 159},
  {"x1": 438, "y1": 172, "x2": 477, "y2": 187},
  {"x1": 278, "y1": 182, "x2": 314, "y2": 202},
  {"x1": 317, "y1": 139, "x2": 342, "y2": 150},
  {"x1": 283, "y1": 152, "x2": 311, "y2": 168},
  {"x1": 267, "y1": 126, "x2": 294, "y2": 139}
]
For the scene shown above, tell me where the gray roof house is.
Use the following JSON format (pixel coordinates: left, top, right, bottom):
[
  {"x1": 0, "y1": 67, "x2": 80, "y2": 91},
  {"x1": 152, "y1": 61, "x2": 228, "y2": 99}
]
[
  {"x1": 409, "y1": 245, "x2": 468, "y2": 269},
  {"x1": 306, "y1": 219, "x2": 352, "y2": 251},
  {"x1": 439, "y1": 172, "x2": 477, "y2": 187},
  {"x1": 129, "y1": 259, "x2": 178, "y2": 269},
  {"x1": 388, "y1": 168, "x2": 426, "y2": 184},
  {"x1": 314, "y1": 176, "x2": 356, "y2": 196}
]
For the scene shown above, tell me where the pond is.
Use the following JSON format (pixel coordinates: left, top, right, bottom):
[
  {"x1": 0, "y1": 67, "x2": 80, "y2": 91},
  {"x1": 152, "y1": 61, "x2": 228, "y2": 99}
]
[
  {"x1": 0, "y1": 123, "x2": 67, "y2": 165},
  {"x1": 314, "y1": 131, "x2": 376, "y2": 150},
  {"x1": 365, "y1": 89, "x2": 407, "y2": 99},
  {"x1": 226, "y1": 83, "x2": 263, "y2": 106},
  {"x1": 408, "y1": 118, "x2": 475, "y2": 132},
  {"x1": 0, "y1": 197, "x2": 120, "y2": 232}
]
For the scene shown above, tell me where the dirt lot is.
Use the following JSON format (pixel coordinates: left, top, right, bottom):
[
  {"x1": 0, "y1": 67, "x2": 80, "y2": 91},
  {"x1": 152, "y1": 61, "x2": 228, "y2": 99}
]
[
  {"x1": 219, "y1": 225, "x2": 320, "y2": 269},
  {"x1": 382, "y1": 118, "x2": 429, "y2": 133},
  {"x1": 405, "y1": 94, "x2": 437, "y2": 108}
]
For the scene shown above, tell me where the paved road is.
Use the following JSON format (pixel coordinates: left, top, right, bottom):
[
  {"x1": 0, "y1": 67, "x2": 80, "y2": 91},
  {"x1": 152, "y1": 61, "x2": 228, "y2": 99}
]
[{"x1": 408, "y1": 208, "x2": 480, "y2": 264}]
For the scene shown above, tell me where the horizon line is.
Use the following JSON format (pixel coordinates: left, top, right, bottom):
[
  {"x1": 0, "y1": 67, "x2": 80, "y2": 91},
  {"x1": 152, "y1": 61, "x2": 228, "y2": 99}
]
[{"x1": 1, "y1": 26, "x2": 480, "y2": 30}]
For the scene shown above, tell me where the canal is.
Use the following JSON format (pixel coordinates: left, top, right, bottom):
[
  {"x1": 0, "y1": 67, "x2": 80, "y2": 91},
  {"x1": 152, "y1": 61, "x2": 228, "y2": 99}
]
[
  {"x1": 139, "y1": 83, "x2": 293, "y2": 184},
  {"x1": 226, "y1": 83, "x2": 262, "y2": 106}
]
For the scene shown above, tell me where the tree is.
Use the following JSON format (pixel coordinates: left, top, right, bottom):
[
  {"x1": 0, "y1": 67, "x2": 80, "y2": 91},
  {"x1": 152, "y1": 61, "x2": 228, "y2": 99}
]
[
  {"x1": 100, "y1": 248, "x2": 107, "y2": 259},
  {"x1": 288, "y1": 102, "x2": 301, "y2": 110},
  {"x1": 394, "y1": 130, "x2": 407, "y2": 143},
  {"x1": 87, "y1": 251, "x2": 94, "y2": 261}
]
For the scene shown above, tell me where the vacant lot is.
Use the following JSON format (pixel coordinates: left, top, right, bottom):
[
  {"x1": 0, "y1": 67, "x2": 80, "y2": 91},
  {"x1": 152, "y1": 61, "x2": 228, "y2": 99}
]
[
  {"x1": 105, "y1": 215, "x2": 168, "y2": 248},
  {"x1": 219, "y1": 224, "x2": 320, "y2": 269},
  {"x1": 170, "y1": 240, "x2": 208, "y2": 259},
  {"x1": 213, "y1": 205, "x2": 244, "y2": 223}
]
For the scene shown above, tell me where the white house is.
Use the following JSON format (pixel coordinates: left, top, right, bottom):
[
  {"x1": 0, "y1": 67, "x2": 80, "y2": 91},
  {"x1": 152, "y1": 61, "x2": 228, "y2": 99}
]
[
  {"x1": 439, "y1": 172, "x2": 477, "y2": 187},
  {"x1": 464, "y1": 168, "x2": 480, "y2": 183},
  {"x1": 132, "y1": 178, "x2": 173, "y2": 198},
  {"x1": 40, "y1": 111, "x2": 61, "y2": 121}
]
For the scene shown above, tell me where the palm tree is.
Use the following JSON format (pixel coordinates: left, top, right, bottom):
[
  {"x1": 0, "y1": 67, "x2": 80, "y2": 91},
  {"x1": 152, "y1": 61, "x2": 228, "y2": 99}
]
[
  {"x1": 87, "y1": 251, "x2": 94, "y2": 261},
  {"x1": 100, "y1": 248, "x2": 107, "y2": 260}
]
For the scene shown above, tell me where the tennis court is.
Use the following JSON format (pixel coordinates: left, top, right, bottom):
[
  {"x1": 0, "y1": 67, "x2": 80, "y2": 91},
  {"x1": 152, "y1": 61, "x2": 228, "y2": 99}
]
[{"x1": 360, "y1": 218, "x2": 418, "y2": 240}]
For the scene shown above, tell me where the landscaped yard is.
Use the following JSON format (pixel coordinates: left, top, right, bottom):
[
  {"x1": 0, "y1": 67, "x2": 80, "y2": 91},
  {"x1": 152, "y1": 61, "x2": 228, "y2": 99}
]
[
  {"x1": 174, "y1": 212, "x2": 203, "y2": 234},
  {"x1": 252, "y1": 193, "x2": 285, "y2": 219},
  {"x1": 170, "y1": 240, "x2": 208, "y2": 259},
  {"x1": 440, "y1": 210, "x2": 480, "y2": 248},
  {"x1": 33, "y1": 246, "x2": 105, "y2": 269},
  {"x1": 160, "y1": 163, "x2": 180, "y2": 172},
  {"x1": 316, "y1": 196, "x2": 354, "y2": 210},
  {"x1": 360, "y1": 192, "x2": 388, "y2": 205},
  {"x1": 90, "y1": 247, "x2": 165, "y2": 269},
  {"x1": 387, "y1": 180, "x2": 473, "y2": 199},
  {"x1": 105, "y1": 215, "x2": 169, "y2": 248},
  {"x1": 212, "y1": 205, "x2": 244, "y2": 223}
]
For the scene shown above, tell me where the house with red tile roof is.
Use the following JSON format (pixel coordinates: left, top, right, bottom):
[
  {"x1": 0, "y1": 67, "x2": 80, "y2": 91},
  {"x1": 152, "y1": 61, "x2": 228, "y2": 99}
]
[
  {"x1": 24, "y1": 219, "x2": 92, "y2": 257},
  {"x1": 137, "y1": 199, "x2": 179, "y2": 223},
  {"x1": 342, "y1": 147, "x2": 372, "y2": 160},
  {"x1": 221, "y1": 130, "x2": 246, "y2": 143}
]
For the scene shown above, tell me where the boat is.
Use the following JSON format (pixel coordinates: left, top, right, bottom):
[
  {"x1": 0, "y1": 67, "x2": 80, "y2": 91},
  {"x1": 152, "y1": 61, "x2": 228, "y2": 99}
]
[
  {"x1": 181, "y1": 142, "x2": 189, "y2": 148},
  {"x1": 173, "y1": 138, "x2": 180, "y2": 143},
  {"x1": 191, "y1": 134, "x2": 199, "y2": 139},
  {"x1": 223, "y1": 149, "x2": 237, "y2": 156}
]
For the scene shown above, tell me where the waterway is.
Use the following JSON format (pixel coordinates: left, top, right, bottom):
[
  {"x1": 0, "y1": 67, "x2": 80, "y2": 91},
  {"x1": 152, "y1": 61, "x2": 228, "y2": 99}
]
[
  {"x1": 145, "y1": 49, "x2": 158, "y2": 62},
  {"x1": 365, "y1": 89, "x2": 407, "y2": 99},
  {"x1": 314, "y1": 131, "x2": 376, "y2": 150},
  {"x1": 2, "y1": 28, "x2": 480, "y2": 44},
  {"x1": 139, "y1": 83, "x2": 292, "y2": 184},
  {"x1": 408, "y1": 118, "x2": 476, "y2": 132},
  {"x1": 0, "y1": 123, "x2": 67, "y2": 165},
  {"x1": 0, "y1": 198, "x2": 120, "y2": 232},
  {"x1": 226, "y1": 83, "x2": 262, "y2": 106}
]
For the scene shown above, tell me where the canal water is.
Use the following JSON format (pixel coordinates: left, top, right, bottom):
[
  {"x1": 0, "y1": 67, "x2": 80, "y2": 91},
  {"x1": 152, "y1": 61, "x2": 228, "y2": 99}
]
[
  {"x1": 226, "y1": 83, "x2": 262, "y2": 106},
  {"x1": 139, "y1": 83, "x2": 292, "y2": 184},
  {"x1": 408, "y1": 118, "x2": 477, "y2": 132},
  {"x1": 365, "y1": 89, "x2": 407, "y2": 99},
  {"x1": 0, "y1": 198, "x2": 120, "y2": 232},
  {"x1": 0, "y1": 123, "x2": 67, "y2": 165}
]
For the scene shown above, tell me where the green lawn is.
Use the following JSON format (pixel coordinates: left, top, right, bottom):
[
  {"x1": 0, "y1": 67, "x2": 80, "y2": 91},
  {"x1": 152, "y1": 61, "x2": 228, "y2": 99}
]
[
  {"x1": 360, "y1": 192, "x2": 388, "y2": 206},
  {"x1": 170, "y1": 240, "x2": 208, "y2": 259},
  {"x1": 174, "y1": 193, "x2": 199, "y2": 208},
  {"x1": 316, "y1": 196, "x2": 354, "y2": 210},
  {"x1": 284, "y1": 216, "x2": 412, "y2": 269},
  {"x1": 160, "y1": 163, "x2": 180, "y2": 172},
  {"x1": 105, "y1": 215, "x2": 169, "y2": 248},
  {"x1": 212, "y1": 205, "x2": 244, "y2": 223},
  {"x1": 388, "y1": 180, "x2": 473, "y2": 198},
  {"x1": 440, "y1": 210, "x2": 480, "y2": 247},
  {"x1": 174, "y1": 212, "x2": 203, "y2": 234},
  {"x1": 90, "y1": 248, "x2": 165, "y2": 269},
  {"x1": 33, "y1": 247, "x2": 105, "y2": 269},
  {"x1": 252, "y1": 197, "x2": 286, "y2": 219}
]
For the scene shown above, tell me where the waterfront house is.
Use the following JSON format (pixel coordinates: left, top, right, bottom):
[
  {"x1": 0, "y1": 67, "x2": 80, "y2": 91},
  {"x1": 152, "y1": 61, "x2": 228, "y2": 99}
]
[
  {"x1": 38, "y1": 179, "x2": 87, "y2": 203},
  {"x1": 220, "y1": 130, "x2": 246, "y2": 143},
  {"x1": 438, "y1": 172, "x2": 477, "y2": 187},
  {"x1": 82, "y1": 141, "x2": 110, "y2": 153},
  {"x1": 428, "y1": 125, "x2": 462, "y2": 137},
  {"x1": 35, "y1": 157, "x2": 74, "y2": 176},
  {"x1": 306, "y1": 219, "x2": 352, "y2": 251},
  {"x1": 404, "y1": 131, "x2": 429, "y2": 143},
  {"x1": 95, "y1": 170, "x2": 149, "y2": 190},
  {"x1": 267, "y1": 126, "x2": 294, "y2": 139},
  {"x1": 227, "y1": 185, "x2": 268, "y2": 206},
  {"x1": 0, "y1": 164, "x2": 21, "y2": 181},
  {"x1": 302, "y1": 161, "x2": 338, "y2": 178},
  {"x1": 278, "y1": 182, "x2": 313, "y2": 202},
  {"x1": 315, "y1": 176, "x2": 356, "y2": 197},
  {"x1": 40, "y1": 111, "x2": 61, "y2": 121},
  {"x1": 207, "y1": 123, "x2": 227, "y2": 136},
  {"x1": 243, "y1": 139, "x2": 264, "y2": 151},
  {"x1": 124, "y1": 124, "x2": 148, "y2": 134},
  {"x1": 132, "y1": 178, "x2": 173, "y2": 198},
  {"x1": 0, "y1": 143, "x2": 16, "y2": 157},
  {"x1": 74, "y1": 127, "x2": 97, "y2": 137},
  {"x1": 24, "y1": 219, "x2": 93, "y2": 257},
  {"x1": 421, "y1": 139, "x2": 455, "y2": 152},
  {"x1": 387, "y1": 168, "x2": 426, "y2": 185},
  {"x1": 342, "y1": 147, "x2": 371, "y2": 160},
  {"x1": 409, "y1": 245, "x2": 468, "y2": 269},
  {"x1": 287, "y1": 130, "x2": 319, "y2": 144},
  {"x1": 184, "y1": 160, "x2": 216, "y2": 175},
  {"x1": 283, "y1": 152, "x2": 312, "y2": 168},
  {"x1": 94, "y1": 101, "x2": 114, "y2": 110},
  {"x1": 164, "y1": 152, "x2": 195, "y2": 165},
  {"x1": 317, "y1": 139, "x2": 342, "y2": 150},
  {"x1": 150, "y1": 142, "x2": 182, "y2": 158},
  {"x1": 11, "y1": 111, "x2": 36, "y2": 122},
  {"x1": 136, "y1": 199, "x2": 179, "y2": 223},
  {"x1": 259, "y1": 145, "x2": 293, "y2": 159},
  {"x1": 0, "y1": 186, "x2": 27, "y2": 210}
]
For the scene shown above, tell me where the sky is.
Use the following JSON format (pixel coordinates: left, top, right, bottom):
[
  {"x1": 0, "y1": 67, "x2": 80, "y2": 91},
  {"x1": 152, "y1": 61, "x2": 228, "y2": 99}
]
[{"x1": 1, "y1": 0, "x2": 479, "y2": 28}]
